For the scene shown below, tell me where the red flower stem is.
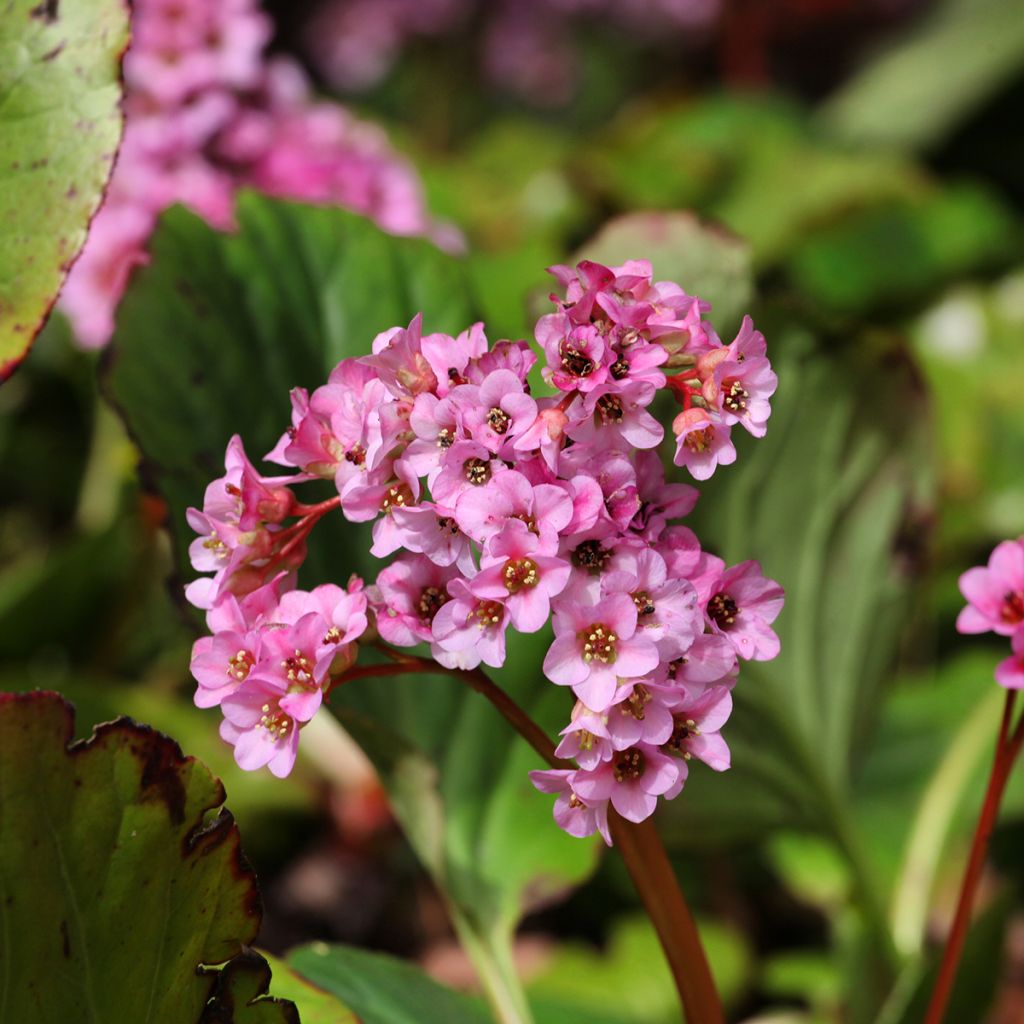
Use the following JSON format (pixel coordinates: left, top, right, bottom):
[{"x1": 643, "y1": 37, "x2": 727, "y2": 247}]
[
  {"x1": 329, "y1": 649, "x2": 726, "y2": 1023},
  {"x1": 554, "y1": 390, "x2": 579, "y2": 414},
  {"x1": 924, "y1": 690, "x2": 1023, "y2": 1024},
  {"x1": 292, "y1": 495, "x2": 342, "y2": 517},
  {"x1": 609, "y1": 813, "x2": 725, "y2": 1024}
]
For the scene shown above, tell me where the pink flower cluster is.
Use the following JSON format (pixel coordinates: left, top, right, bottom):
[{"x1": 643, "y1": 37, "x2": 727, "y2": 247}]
[
  {"x1": 958, "y1": 539, "x2": 1024, "y2": 689},
  {"x1": 303, "y1": 0, "x2": 720, "y2": 104},
  {"x1": 185, "y1": 258, "x2": 783, "y2": 840},
  {"x1": 61, "y1": 0, "x2": 446, "y2": 349}
]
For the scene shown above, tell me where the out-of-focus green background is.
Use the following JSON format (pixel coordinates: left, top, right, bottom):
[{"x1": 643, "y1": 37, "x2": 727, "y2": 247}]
[{"x1": 4, "y1": 1, "x2": 1024, "y2": 1020}]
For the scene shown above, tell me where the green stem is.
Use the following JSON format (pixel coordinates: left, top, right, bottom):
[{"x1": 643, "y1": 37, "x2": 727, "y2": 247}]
[
  {"x1": 450, "y1": 915, "x2": 534, "y2": 1024},
  {"x1": 890, "y1": 686, "x2": 1004, "y2": 956}
]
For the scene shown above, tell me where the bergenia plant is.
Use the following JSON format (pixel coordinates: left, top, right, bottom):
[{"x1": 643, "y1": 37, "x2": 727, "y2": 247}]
[
  {"x1": 925, "y1": 539, "x2": 1024, "y2": 1024},
  {"x1": 184, "y1": 257, "x2": 783, "y2": 1021}
]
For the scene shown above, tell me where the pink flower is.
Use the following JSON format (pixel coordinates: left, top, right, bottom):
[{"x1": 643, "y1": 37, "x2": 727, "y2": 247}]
[
  {"x1": 566, "y1": 383, "x2": 664, "y2": 451},
  {"x1": 605, "y1": 682, "x2": 675, "y2": 751},
  {"x1": 389, "y1": 503, "x2": 476, "y2": 574},
  {"x1": 537, "y1": 319, "x2": 609, "y2": 393},
  {"x1": 603, "y1": 548, "x2": 702, "y2": 660},
  {"x1": 430, "y1": 439, "x2": 506, "y2": 506},
  {"x1": 182, "y1": 255, "x2": 783, "y2": 825},
  {"x1": 470, "y1": 523, "x2": 571, "y2": 632},
  {"x1": 57, "y1": 203, "x2": 153, "y2": 349},
  {"x1": 420, "y1": 323, "x2": 489, "y2": 395},
  {"x1": 529, "y1": 769, "x2": 611, "y2": 844},
  {"x1": 957, "y1": 539, "x2": 1024, "y2": 636},
  {"x1": 454, "y1": 471, "x2": 571, "y2": 554},
  {"x1": 658, "y1": 680, "x2": 734, "y2": 771},
  {"x1": 431, "y1": 577, "x2": 510, "y2": 669},
  {"x1": 572, "y1": 743, "x2": 684, "y2": 823},
  {"x1": 220, "y1": 675, "x2": 302, "y2": 778},
  {"x1": 996, "y1": 630, "x2": 1024, "y2": 689},
  {"x1": 544, "y1": 591, "x2": 660, "y2": 710},
  {"x1": 704, "y1": 320, "x2": 777, "y2": 439},
  {"x1": 450, "y1": 369, "x2": 538, "y2": 455},
  {"x1": 373, "y1": 554, "x2": 458, "y2": 647},
  {"x1": 704, "y1": 560, "x2": 784, "y2": 661},
  {"x1": 513, "y1": 401, "x2": 570, "y2": 473},
  {"x1": 672, "y1": 408, "x2": 736, "y2": 481},
  {"x1": 555, "y1": 704, "x2": 613, "y2": 770}
]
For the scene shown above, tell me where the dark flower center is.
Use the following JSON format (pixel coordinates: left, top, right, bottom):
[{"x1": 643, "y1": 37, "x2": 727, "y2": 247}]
[
  {"x1": 580, "y1": 624, "x2": 617, "y2": 664},
  {"x1": 380, "y1": 483, "x2": 412, "y2": 512},
  {"x1": 722, "y1": 379, "x2": 749, "y2": 413},
  {"x1": 560, "y1": 345, "x2": 594, "y2": 378},
  {"x1": 226, "y1": 650, "x2": 254, "y2": 682},
  {"x1": 708, "y1": 592, "x2": 738, "y2": 629},
  {"x1": 464, "y1": 458, "x2": 491, "y2": 485},
  {"x1": 622, "y1": 685, "x2": 651, "y2": 721},
  {"x1": 683, "y1": 426, "x2": 714, "y2": 453},
  {"x1": 613, "y1": 748, "x2": 646, "y2": 782},
  {"x1": 503, "y1": 557, "x2": 538, "y2": 593},
  {"x1": 417, "y1": 586, "x2": 448, "y2": 621},
  {"x1": 633, "y1": 591, "x2": 655, "y2": 616},
  {"x1": 572, "y1": 539, "x2": 611, "y2": 574},
  {"x1": 487, "y1": 407, "x2": 511, "y2": 434},
  {"x1": 1001, "y1": 591, "x2": 1024, "y2": 625},
  {"x1": 596, "y1": 395, "x2": 624, "y2": 424}
]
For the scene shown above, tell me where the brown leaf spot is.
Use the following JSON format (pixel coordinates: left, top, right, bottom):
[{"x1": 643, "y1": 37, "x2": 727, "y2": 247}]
[{"x1": 29, "y1": 0, "x2": 58, "y2": 22}]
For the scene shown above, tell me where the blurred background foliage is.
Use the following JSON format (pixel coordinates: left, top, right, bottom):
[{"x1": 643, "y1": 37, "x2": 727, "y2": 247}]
[{"x1": 3, "y1": 0, "x2": 1024, "y2": 1020}]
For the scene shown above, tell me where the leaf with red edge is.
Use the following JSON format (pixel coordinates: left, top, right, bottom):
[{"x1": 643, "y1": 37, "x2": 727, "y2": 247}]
[
  {"x1": 0, "y1": 0, "x2": 128, "y2": 381},
  {"x1": 0, "y1": 690, "x2": 294, "y2": 1023}
]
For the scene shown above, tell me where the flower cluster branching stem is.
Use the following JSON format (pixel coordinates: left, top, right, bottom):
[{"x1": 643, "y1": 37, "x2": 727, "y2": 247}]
[
  {"x1": 924, "y1": 691, "x2": 1024, "y2": 1024},
  {"x1": 330, "y1": 648, "x2": 726, "y2": 1024}
]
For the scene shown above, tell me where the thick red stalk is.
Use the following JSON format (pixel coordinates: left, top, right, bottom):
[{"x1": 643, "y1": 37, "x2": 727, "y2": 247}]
[
  {"x1": 330, "y1": 651, "x2": 726, "y2": 1023},
  {"x1": 924, "y1": 691, "x2": 1023, "y2": 1024}
]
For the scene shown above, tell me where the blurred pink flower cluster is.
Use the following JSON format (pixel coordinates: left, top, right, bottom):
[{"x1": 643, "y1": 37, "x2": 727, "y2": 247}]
[
  {"x1": 303, "y1": 0, "x2": 720, "y2": 104},
  {"x1": 62, "y1": 0, "x2": 444, "y2": 349},
  {"x1": 958, "y1": 540, "x2": 1024, "y2": 689},
  {"x1": 184, "y1": 258, "x2": 782, "y2": 840}
]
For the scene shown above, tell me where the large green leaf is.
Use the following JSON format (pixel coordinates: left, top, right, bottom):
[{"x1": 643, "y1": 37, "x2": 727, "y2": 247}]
[
  {"x1": 0, "y1": 690, "x2": 294, "y2": 1023},
  {"x1": 288, "y1": 943, "x2": 490, "y2": 1024},
  {"x1": 656, "y1": 328, "x2": 934, "y2": 987},
  {"x1": 0, "y1": 0, "x2": 128, "y2": 380},
  {"x1": 819, "y1": 0, "x2": 1024, "y2": 151},
  {"x1": 104, "y1": 193, "x2": 474, "y2": 590},
  {"x1": 104, "y1": 194, "x2": 599, "y2": 1022},
  {"x1": 201, "y1": 952, "x2": 302, "y2": 1024}
]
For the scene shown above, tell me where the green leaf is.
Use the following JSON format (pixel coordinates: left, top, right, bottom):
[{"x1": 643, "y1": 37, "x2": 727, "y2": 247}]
[
  {"x1": 818, "y1": 0, "x2": 1024, "y2": 151},
  {"x1": 785, "y1": 186, "x2": 1017, "y2": 315},
  {"x1": 0, "y1": 0, "x2": 128, "y2": 380},
  {"x1": 575, "y1": 210, "x2": 754, "y2": 337},
  {"x1": 657, "y1": 330, "x2": 934, "y2": 994},
  {"x1": 288, "y1": 943, "x2": 490, "y2": 1024},
  {"x1": 256, "y1": 953, "x2": 358, "y2": 1024},
  {"x1": 104, "y1": 193, "x2": 476, "y2": 590},
  {"x1": 528, "y1": 914, "x2": 750, "y2": 1023},
  {"x1": 858, "y1": 651, "x2": 1011, "y2": 956},
  {"x1": 201, "y1": 952, "x2": 301, "y2": 1024},
  {"x1": 0, "y1": 690, "x2": 292, "y2": 1024}
]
